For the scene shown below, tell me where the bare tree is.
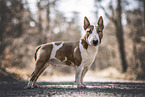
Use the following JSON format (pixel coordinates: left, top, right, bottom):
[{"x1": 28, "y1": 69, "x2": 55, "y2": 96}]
[
  {"x1": 0, "y1": 0, "x2": 25, "y2": 67},
  {"x1": 126, "y1": 0, "x2": 145, "y2": 79},
  {"x1": 37, "y1": 0, "x2": 43, "y2": 33},
  {"x1": 95, "y1": 0, "x2": 128, "y2": 72},
  {"x1": 115, "y1": 0, "x2": 128, "y2": 72},
  {"x1": 143, "y1": 0, "x2": 145, "y2": 33}
]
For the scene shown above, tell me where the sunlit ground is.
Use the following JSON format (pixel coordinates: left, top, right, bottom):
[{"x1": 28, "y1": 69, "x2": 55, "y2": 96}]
[
  {"x1": 3, "y1": 67, "x2": 145, "y2": 97},
  {"x1": 5, "y1": 66, "x2": 144, "y2": 83}
]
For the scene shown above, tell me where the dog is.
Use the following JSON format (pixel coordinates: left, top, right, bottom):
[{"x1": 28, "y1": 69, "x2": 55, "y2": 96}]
[{"x1": 26, "y1": 16, "x2": 104, "y2": 88}]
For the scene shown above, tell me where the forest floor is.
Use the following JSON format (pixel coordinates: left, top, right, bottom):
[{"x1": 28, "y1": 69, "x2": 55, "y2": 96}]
[{"x1": 0, "y1": 75, "x2": 145, "y2": 97}]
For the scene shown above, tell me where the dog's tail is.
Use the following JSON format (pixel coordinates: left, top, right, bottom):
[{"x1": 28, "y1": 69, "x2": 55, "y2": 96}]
[{"x1": 34, "y1": 46, "x2": 41, "y2": 61}]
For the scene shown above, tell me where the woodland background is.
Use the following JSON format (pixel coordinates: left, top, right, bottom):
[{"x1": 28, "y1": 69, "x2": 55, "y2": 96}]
[{"x1": 0, "y1": 0, "x2": 144, "y2": 81}]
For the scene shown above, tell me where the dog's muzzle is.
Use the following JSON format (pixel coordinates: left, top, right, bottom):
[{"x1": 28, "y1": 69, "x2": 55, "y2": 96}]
[{"x1": 93, "y1": 40, "x2": 98, "y2": 46}]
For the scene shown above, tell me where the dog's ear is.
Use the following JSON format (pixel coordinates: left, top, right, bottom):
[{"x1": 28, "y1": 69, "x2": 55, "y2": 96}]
[
  {"x1": 97, "y1": 16, "x2": 104, "y2": 29},
  {"x1": 84, "y1": 16, "x2": 90, "y2": 30}
]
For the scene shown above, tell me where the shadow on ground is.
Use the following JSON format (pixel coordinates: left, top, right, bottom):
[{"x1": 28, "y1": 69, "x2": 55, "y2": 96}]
[{"x1": 0, "y1": 81, "x2": 145, "y2": 97}]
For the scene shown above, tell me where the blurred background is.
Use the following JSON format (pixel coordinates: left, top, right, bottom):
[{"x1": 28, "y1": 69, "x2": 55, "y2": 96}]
[{"x1": 0, "y1": 0, "x2": 144, "y2": 81}]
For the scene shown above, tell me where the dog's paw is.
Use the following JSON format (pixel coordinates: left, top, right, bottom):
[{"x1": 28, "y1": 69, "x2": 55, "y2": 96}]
[
  {"x1": 82, "y1": 83, "x2": 86, "y2": 87},
  {"x1": 25, "y1": 84, "x2": 39, "y2": 89},
  {"x1": 24, "y1": 85, "x2": 34, "y2": 89},
  {"x1": 34, "y1": 84, "x2": 40, "y2": 88},
  {"x1": 77, "y1": 84, "x2": 86, "y2": 88}
]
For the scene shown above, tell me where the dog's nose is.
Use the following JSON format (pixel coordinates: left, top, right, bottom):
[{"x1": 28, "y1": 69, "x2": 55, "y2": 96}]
[{"x1": 93, "y1": 40, "x2": 98, "y2": 45}]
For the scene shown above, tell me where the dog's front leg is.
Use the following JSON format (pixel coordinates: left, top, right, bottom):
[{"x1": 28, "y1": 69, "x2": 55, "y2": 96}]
[
  {"x1": 75, "y1": 65, "x2": 86, "y2": 88},
  {"x1": 81, "y1": 67, "x2": 89, "y2": 87},
  {"x1": 75, "y1": 66, "x2": 78, "y2": 83}
]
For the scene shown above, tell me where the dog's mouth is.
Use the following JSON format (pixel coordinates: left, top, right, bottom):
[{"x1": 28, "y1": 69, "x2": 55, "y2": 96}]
[{"x1": 93, "y1": 44, "x2": 97, "y2": 46}]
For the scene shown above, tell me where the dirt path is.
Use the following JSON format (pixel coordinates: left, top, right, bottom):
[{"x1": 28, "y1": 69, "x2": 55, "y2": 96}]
[{"x1": 0, "y1": 80, "x2": 145, "y2": 97}]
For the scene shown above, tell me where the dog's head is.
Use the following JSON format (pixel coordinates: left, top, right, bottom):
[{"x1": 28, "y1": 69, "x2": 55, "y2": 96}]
[{"x1": 83, "y1": 16, "x2": 104, "y2": 46}]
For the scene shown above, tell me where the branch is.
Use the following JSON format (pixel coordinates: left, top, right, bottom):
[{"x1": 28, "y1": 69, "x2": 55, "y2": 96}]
[{"x1": 99, "y1": 5, "x2": 116, "y2": 23}]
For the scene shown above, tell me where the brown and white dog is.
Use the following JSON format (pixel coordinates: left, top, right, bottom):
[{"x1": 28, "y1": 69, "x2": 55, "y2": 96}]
[{"x1": 26, "y1": 16, "x2": 104, "y2": 88}]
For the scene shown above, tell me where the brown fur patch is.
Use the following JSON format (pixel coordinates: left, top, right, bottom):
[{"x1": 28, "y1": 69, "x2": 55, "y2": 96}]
[
  {"x1": 99, "y1": 32, "x2": 103, "y2": 40},
  {"x1": 55, "y1": 41, "x2": 82, "y2": 66},
  {"x1": 88, "y1": 25, "x2": 94, "y2": 31},
  {"x1": 97, "y1": 26, "x2": 104, "y2": 40},
  {"x1": 38, "y1": 43, "x2": 53, "y2": 62},
  {"x1": 74, "y1": 45, "x2": 82, "y2": 66},
  {"x1": 65, "y1": 60, "x2": 72, "y2": 65},
  {"x1": 81, "y1": 39, "x2": 88, "y2": 49},
  {"x1": 86, "y1": 25, "x2": 94, "y2": 33}
]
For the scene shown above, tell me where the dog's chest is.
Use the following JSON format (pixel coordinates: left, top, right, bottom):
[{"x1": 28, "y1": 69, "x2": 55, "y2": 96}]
[
  {"x1": 79, "y1": 43, "x2": 98, "y2": 66},
  {"x1": 87, "y1": 46, "x2": 98, "y2": 57}
]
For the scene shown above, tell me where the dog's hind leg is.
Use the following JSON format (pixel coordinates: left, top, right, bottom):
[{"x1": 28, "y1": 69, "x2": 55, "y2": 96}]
[
  {"x1": 26, "y1": 59, "x2": 48, "y2": 89},
  {"x1": 32, "y1": 63, "x2": 50, "y2": 87},
  {"x1": 25, "y1": 44, "x2": 52, "y2": 89}
]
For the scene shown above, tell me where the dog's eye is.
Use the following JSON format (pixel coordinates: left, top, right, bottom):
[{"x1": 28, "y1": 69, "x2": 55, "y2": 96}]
[
  {"x1": 87, "y1": 31, "x2": 92, "y2": 34},
  {"x1": 98, "y1": 31, "x2": 101, "y2": 33}
]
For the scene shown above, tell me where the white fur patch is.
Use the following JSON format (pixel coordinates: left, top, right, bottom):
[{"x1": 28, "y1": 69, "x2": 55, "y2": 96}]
[
  {"x1": 27, "y1": 81, "x2": 34, "y2": 88},
  {"x1": 50, "y1": 42, "x2": 64, "y2": 59},
  {"x1": 63, "y1": 57, "x2": 67, "y2": 62},
  {"x1": 79, "y1": 40, "x2": 98, "y2": 67},
  {"x1": 48, "y1": 42, "x2": 75, "y2": 66}
]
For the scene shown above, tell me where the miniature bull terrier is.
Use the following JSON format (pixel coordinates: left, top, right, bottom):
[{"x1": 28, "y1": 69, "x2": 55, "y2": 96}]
[{"x1": 26, "y1": 16, "x2": 104, "y2": 88}]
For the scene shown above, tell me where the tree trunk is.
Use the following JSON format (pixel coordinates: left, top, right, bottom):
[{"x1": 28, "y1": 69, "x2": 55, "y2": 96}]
[
  {"x1": 115, "y1": 0, "x2": 128, "y2": 72},
  {"x1": 46, "y1": 3, "x2": 50, "y2": 33},
  {"x1": 37, "y1": 0, "x2": 42, "y2": 33},
  {"x1": 143, "y1": 0, "x2": 145, "y2": 33}
]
